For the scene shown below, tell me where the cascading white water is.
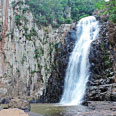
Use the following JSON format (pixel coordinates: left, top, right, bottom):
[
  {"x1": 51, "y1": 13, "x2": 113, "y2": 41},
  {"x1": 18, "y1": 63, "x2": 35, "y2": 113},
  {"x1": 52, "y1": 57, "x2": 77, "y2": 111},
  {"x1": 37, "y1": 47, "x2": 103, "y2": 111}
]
[{"x1": 60, "y1": 16, "x2": 99, "y2": 105}]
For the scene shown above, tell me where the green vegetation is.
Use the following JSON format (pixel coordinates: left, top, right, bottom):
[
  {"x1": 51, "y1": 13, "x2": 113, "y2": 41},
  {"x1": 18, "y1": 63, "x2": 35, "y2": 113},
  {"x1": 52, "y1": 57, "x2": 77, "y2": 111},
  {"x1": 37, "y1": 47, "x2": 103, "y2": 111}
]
[
  {"x1": 0, "y1": 23, "x2": 2, "y2": 32},
  {"x1": 13, "y1": 0, "x2": 116, "y2": 26},
  {"x1": 21, "y1": 55, "x2": 26, "y2": 65},
  {"x1": 34, "y1": 47, "x2": 44, "y2": 59},
  {"x1": 25, "y1": 0, "x2": 99, "y2": 27},
  {"x1": 100, "y1": 41, "x2": 113, "y2": 77},
  {"x1": 15, "y1": 14, "x2": 28, "y2": 27},
  {"x1": 49, "y1": 43, "x2": 54, "y2": 56},
  {"x1": 31, "y1": 70, "x2": 37, "y2": 74},
  {"x1": 0, "y1": 36, "x2": 2, "y2": 41},
  {"x1": 15, "y1": 15, "x2": 22, "y2": 26},
  {"x1": 34, "y1": 49, "x2": 40, "y2": 59},
  {"x1": 96, "y1": 0, "x2": 116, "y2": 23},
  {"x1": 23, "y1": 27, "x2": 38, "y2": 40},
  {"x1": 12, "y1": 0, "x2": 24, "y2": 9}
]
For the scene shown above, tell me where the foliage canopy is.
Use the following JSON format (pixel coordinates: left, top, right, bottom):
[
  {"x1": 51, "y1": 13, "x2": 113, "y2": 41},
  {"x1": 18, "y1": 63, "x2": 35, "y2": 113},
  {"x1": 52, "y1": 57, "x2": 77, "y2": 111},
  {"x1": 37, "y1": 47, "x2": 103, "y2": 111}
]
[
  {"x1": 96, "y1": 0, "x2": 116, "y2": 23},
  {"x1": 25, "y1": 0, "x2": 99, "y2": 27}
]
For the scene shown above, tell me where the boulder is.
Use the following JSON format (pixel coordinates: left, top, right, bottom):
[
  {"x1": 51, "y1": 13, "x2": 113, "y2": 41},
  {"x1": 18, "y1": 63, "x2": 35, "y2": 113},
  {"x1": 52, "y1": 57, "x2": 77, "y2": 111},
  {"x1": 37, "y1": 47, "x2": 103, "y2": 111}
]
[
  {"x1": 0, "y1": 97, "x2": 10, "y2": 104},
  {"x1": 0, "y1": 108, "x2": 29, "y2": 116},
  {"x1": 8, "y1": 98, "x2": 31, "y2": 112}
]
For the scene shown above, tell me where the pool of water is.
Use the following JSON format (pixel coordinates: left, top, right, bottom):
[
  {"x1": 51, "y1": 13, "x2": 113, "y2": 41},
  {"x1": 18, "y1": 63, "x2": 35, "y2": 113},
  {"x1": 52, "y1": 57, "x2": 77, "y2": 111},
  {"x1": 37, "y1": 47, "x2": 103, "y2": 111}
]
[
  {"x1": 31, "y1": 104, "x2": 92, "y2": 116},
  {"x1": 2, "y1": 102, "x2": 116, "y2": 116}
]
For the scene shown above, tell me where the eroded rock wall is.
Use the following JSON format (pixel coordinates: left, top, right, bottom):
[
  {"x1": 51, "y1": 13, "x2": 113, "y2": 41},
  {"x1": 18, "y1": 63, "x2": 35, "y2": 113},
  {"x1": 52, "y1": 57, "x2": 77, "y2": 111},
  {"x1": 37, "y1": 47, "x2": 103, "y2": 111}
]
[
  {"x1": 41, "y1": 26, "x2": 76, "y2": 103},
  {"x1": 86, "y1": 20, "x2": 116, "y2": 101},
  {"x1": 0, "y1": 0, "x2": 72, "y2": 102},
  {"x1": 42, "y1": 17, "x2": 116, "y2": 103}
]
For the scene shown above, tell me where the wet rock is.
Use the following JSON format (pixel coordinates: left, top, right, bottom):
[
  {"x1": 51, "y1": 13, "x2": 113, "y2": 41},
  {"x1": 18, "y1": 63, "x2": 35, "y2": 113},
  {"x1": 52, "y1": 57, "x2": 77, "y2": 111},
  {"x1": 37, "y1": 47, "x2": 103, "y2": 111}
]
[
  {"x1": 85, "y1": 18, "x2": 116, "y2": 102},
  {"x1": 82, "y1": 101, "x2": 89, "y2": 106}
]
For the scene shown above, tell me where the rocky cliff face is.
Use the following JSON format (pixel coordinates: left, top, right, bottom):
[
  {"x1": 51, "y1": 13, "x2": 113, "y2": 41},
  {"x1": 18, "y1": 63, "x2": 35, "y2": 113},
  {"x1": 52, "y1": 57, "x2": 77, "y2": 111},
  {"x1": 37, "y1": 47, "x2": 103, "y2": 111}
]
[
  {"x1": 86, "y1": 20, "x2": 116, "y2": 101},
  {"x1": 42, "y1": 17, "x2": 116, "y2": 103},
  {"x1": 0, "y1": 0, "x2": 116, "y2": 104},
  {"x1": 41, "y1": 26, "x2": 76, "y2": 103},
  {"x1": 0, "y1": 0, "x2": 72, "y2": 102}
]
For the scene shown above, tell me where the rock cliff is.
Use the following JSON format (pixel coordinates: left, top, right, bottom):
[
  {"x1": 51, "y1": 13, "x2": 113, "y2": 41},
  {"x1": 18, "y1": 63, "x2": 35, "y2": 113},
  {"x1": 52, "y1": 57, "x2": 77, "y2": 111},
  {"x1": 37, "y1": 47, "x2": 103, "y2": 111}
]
[
  {"x1": 41, "y1": 26, "x2": 76, "y2": 103},
  {"x1": 0, "y1": 0, "x2": 116, "y2": 104},
  {"x1": 0, "y1": 0, "x2": 72, "y2": 102},
  {"x1": 86, "y1": 20, "x2": 116, "y2": 101},
  {"x1": 42, "y1": 17, "x2": 116, "y2": 103}
]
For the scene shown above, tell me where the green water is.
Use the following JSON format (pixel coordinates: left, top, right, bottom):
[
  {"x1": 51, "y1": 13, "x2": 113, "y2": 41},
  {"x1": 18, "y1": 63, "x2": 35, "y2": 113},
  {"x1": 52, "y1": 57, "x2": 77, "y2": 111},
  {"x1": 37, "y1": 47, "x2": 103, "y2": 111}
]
[{"x1": 31, "y1": 104, "x2": 91, "y2": 116}]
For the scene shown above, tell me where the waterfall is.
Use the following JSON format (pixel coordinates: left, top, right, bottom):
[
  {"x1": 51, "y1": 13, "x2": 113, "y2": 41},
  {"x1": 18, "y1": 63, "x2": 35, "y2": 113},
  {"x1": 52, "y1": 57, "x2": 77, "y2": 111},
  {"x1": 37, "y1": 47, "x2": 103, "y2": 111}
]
[{"x1": 60, "y1": 16, "x2": 99, "y2": 105}]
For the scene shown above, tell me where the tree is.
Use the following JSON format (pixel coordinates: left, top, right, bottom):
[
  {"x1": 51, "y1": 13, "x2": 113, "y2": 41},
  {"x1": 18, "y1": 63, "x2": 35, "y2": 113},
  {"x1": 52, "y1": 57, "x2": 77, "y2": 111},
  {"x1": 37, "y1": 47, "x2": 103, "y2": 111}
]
[{"x1": 25, "y1": 0, "x2": 101, "y2": 26}]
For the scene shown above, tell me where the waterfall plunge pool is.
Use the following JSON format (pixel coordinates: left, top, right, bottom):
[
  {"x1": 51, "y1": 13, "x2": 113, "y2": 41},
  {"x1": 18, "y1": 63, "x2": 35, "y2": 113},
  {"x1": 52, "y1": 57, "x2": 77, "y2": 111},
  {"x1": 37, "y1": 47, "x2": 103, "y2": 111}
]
[
  {"x1": 31, "y1": 102, "x2": 116, "y2": 116},
  {"x1": 31, "y1": 103, "x2": 91, "y2": 116},
  {"x1": 1, "y1": 102, "x2": 116, "y2": 115}
]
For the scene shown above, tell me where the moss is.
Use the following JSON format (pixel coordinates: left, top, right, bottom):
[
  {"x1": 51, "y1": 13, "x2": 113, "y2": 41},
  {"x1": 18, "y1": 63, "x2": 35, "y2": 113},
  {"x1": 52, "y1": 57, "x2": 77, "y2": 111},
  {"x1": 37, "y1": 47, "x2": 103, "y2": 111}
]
[
  {"x1": 34, "y1": 49, "x2": 40, "y2": 59},
  {"x1": 21, "y1": 55, "x2": 26, "y2": 65},
  {"x1": 44, "y1": 27, "x2": 49, "y2": 33},
  {"x1": 19, "y1": 6, "x2": 22, "y2": 11},
  {"x1": 15, "y1": 15, "x2": 22, "y2": 26},
  {"x1": 45, "y1": 65, "x2": 48, "y2": 71},
  {"x1": 104, "y1": 55, "x2": 109, "y2": 61},
  {"x1": 31, "y1": 70, "x2": 37, "y2": 74},
  {"x1": 49, "y1": 43, "x2": 55, "y2": 56},
  {"x1": 11, "y1": 1, "x2": 17, "y2": 8},
  {"x1": 24, "y1": 27, "x2": 38, "y2": 40},
  {"x1": 12, "y1": 0, "x2": 24, "y2": 8},
  {"x1": 30, "y1": 27, "x2": 38, "y2": 37},
  {"x1": 3, "y1": 73, "x2": 7, "y2": 78},
  {"x1": 11, "y1": 32, "x2": 14, "y2": 39},
  {"x1": 22, "y1": 7, "x2": 30, "y2": 14},
  {"x1": 24, "y1": 33, "x2": 32, "y2": 40},
  {"x1": 100, "y1": 42, "x2": 105, "y2": 51},
  {"x1": 38, "y1": 63, "x2": 42, "y2": 70},
  {"x1": 49, "y1": 47, "x2": 53, "y2": 56},
  {"x1": 105, "y1": 60, "x2": 112, "y2": 68},
  {"x1": 0, "y1": 24, "x2": 2, "y2": 32},
  {"x1": 4, "y1": 54, "x2": 6, "y2": 60},
  {"x1": 16, "y1": 68, "x2": 20, "y2": 73},
  {"x1": 40, "y1": 47, "x2": 44, "y2": 55}
]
